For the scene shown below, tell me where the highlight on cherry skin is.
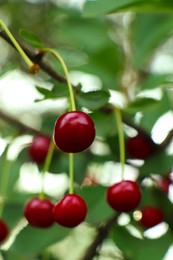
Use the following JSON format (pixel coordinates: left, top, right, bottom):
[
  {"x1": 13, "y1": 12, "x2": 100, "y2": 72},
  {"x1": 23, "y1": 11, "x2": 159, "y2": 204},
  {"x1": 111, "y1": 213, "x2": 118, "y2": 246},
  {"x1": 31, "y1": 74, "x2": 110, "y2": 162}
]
[
  {"x1": 0, "y1": 219, "x2": 9, "y2": 243},
  {"x1": 106, "y1": 180, "x2": 142, "y2": 212},
  {"x1": 28, "y1": 135, "x2": 51, "y2": 164},
  {"x1": 53, "y1": 111, "x2": 96, "y2": 153},
  {"x1": 23, "y1": 198, "x2": 55, "y2": 228},
  {"x1": 53, "y1": 194, "x2": 87, "y2": 228}
]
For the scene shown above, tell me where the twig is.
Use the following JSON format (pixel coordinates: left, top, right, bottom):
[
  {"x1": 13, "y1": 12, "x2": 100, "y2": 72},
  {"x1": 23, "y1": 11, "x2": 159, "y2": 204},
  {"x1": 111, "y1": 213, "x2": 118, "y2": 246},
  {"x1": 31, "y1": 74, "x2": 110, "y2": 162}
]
[
  {"x1": 0, "y1": 109, "x2": 44, "y2": 136},
  {"x1": 82, "y1": 213, "x2": 119, "y2": 260}
]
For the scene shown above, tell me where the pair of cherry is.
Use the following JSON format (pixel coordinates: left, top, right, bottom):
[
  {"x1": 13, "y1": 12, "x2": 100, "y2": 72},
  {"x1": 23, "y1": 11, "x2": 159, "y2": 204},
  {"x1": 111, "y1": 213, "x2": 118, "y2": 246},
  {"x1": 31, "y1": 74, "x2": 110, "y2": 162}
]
[
  {"x1": 24, "y1": 194, "x2": 87, "y2": 228},
  {"x1": 107, "y1": 180, "x2": 164, "y2": 229}
]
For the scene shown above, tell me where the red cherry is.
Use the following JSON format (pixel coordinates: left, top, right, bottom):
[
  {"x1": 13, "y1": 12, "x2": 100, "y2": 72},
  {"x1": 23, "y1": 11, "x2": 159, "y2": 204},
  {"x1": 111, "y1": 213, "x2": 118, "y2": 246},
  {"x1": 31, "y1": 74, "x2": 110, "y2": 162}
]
[
  {"x1": 24, "y1": 198, "x2": 54, "y2": 228},
  {"x1": 156, "y1": 177, "x2": 171, "y2": 193},
  {"x1": 53, "y1": 111, "x2": 95, "y2": 153},
  {"x1": 139, "y1": 206, "x2": 164, "y2": 229},
  {"x1": 0, "y1": 219, "x2": 9, "y2": 243},
  {"x1": 28, "y1": 135, "x2": 51, "y2": 164},
  {"x1": 126, "y1": 134, "x2": 154, "y2": 160},
  {"x1": 106, "y1": 180, "x2": 142, "y2": 212},
  {"x1": 53, "y1": 194, "x2": 87, "y2": 228}
]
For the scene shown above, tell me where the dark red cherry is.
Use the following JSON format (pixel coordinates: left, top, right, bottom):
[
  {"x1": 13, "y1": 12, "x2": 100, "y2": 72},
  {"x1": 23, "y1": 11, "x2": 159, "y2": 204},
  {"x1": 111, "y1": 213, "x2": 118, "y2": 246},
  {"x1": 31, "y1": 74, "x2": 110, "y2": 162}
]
[
  {"x1": 156, "y1": 177, "x2": 172, "y2": 193},
  {"x1": 53, "y1": 111, "x2": 95, "y2": 153},
  {"x1": 106, "y1": 180, "x2": 142, "y2": 212},
  {"x1": 24, "y1": 198, "x2": 54, "y2": 228},
  {"x1": 0, "y1": 219, "x2": 9, "y2": 243},
  {"x1": 28, "y1": 135, "x2": 51, "y2": 164},
  {"x1": 139, "y1": 206, "x2": 164, "y2": 228},
  {"x1": 126, "y1": 134, "x2": 154, "y2": 160},
  {"x1": 53, "y1": 194, "x2": 87, "y2": 228}
]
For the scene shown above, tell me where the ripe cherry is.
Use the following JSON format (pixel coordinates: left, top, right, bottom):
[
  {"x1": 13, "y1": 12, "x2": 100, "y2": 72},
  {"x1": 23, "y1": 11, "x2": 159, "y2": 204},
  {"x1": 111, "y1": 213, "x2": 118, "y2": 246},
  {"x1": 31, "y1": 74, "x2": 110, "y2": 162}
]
[
  {"x1": 106, "y1": 180, "x2": 142, "y2": 212},
  {"x1": 156, "y1": 177, "x2": 172, "y2": 193},
  {"x1": 139, "y1": 206, "x2": 164, "y2": 229},
  {"x1": 126, "y1": 134, "x2": 154, "y2": 160},
  {"x1": 0, "y1": 219, "x2": 9, "y2": 243},
  {"x1": 24, "y1": 198, "x2": 55, "y2": 228},
  {"x1": 53, "y1": 111, "x2": 95, "y2": 153},
  {"x1": 28, "y1": 135, "x2": 51, "y2": 164},
  {"x1": 53, "y1": 194, "x2": 87, "y2": 228}
]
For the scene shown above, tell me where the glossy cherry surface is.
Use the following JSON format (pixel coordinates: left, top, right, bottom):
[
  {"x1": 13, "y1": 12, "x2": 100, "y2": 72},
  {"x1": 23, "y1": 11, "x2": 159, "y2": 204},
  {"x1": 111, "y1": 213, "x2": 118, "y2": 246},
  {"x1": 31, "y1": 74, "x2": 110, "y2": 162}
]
[
  {"x1": 126, "y1": 134, "x2": 154, "y2": 160},
  {"x1": 28, "y1": 135, "x2": 51, "y2": 164},
  {"x1": 53, "y1": 111, "x2": 95, "y2": 153},
  {"x1": 53, "y1": 194, "x2": 87, "y2": 228},
  {"x1": 0, "y1": 219, "x2": 9, "y2": 243},
  {"x1": 139, "y1": 206, "x2": 164, "y2": 229},
  {"x1": 24, "y1": 198, "x2": 54, "y2": 228},
  {"x1": 106, "y1": 180, "x2": 142, "y2": 212}
]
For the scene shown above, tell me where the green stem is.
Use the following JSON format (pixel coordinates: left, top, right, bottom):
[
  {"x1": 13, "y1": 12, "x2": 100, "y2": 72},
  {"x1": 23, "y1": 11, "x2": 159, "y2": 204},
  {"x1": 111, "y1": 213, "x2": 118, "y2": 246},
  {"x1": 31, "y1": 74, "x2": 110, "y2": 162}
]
[
  {"x1": 0, "y1": 20, "x2": 34, "y2": 69},
  {"x1": 39, "y1": 139, "x2": 55, "y2": 199},
  {"x1": 69, "y1": 153, "x2": 74, "y2": 194},
  {"x1": 115, "y1": 108, "x2": 125, "y2": 180},
  {"x1": 41, "y1": 48, "x2": 76, "y2": 111},
  {"x1": 0, "y1": 147, "x2": 11, "y2": 219}
]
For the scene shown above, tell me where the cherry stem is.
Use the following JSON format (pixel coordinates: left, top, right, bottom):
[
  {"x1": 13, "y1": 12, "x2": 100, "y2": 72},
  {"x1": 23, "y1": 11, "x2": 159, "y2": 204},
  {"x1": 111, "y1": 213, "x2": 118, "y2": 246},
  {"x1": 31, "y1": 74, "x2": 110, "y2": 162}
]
[
  {"x1": 0, "y1": 20, "x2": 34, "y2": 70},
  {"x1": 0, "y1": 145, "x2": 11, "y2": 218},
  {"x1": 114, "y1": 108, "x2": 125, "y2": 180},
  {"x1": 40, "y1": 48, "x2": 76, "y2": 111},
  {"x1": 69, "y1": 153, "x2": 74, "y2": 194},
  {"x1": 39, "y1": 139, "x2": 55, "y2": 199},
  {"x1": 41, "y1": 48, "x2": 76, "y2": 194}
]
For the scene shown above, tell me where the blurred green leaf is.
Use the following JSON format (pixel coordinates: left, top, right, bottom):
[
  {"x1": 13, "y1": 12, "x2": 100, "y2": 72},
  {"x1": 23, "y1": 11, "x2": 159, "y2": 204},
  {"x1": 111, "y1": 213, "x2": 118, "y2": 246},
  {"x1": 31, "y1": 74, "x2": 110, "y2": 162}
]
[
  {"x1": 77, "y1": 185, "x2": 113, "y2": 223},
  {"x1": 83, "y1": 0, "x2": 173, "y2": 17},
  {"x1": 76, "y1": 90, "x2": 110, "y2": 110},
  {"x1": 124, "y1": 97, "x2": 159, "y2": 113},
  {"x1": 57, "y1": 47, "x2": 89, "y2": 67},
  {"x1": 0, "y1": 63, "x2": 18, "y2": 77},
  {"x1": 92, "y1": 110, "x2": 117, "y2": 137},
  {"x1": 19, "y1": 29, "x2": 44, "y2": 48},
  {"x1": 132, "y1": 14, "x2": 173, "y2": 68},
  {"x1": 9, "y1": 224, "x2": 70, "y2": 254},
  {"x1": 113, "y1": 225, "x2": 172, "y2": 260},
  {"x1": 139, "y1": 151, "x2": 173, "y2": 176}
]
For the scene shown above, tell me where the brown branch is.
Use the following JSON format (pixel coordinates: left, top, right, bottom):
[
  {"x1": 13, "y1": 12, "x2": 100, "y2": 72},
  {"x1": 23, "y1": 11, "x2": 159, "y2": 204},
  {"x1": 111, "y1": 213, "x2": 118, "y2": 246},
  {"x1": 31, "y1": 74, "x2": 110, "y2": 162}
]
[
  {"x1": 82, "y1": 213, "x2": 119, "y2": 260},
  {"x1": 0, "y1": 109, "x2": 45, "y2": 136},
  {"x1": 0, "y1": 31, "x2": 73, "y2": 85}
]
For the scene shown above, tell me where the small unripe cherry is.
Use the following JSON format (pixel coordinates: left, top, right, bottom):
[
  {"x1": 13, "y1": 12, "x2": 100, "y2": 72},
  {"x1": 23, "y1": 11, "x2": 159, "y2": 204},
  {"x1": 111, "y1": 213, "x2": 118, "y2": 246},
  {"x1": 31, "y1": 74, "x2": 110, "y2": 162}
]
[{"x1": 106, "y1": 180, "x2": 142, "y2": 212}]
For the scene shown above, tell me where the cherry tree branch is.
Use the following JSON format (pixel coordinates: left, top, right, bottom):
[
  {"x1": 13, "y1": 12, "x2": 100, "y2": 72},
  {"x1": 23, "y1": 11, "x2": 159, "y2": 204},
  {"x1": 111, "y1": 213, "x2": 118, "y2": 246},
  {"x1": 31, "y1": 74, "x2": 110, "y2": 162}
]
[
  {"x1": 0, "y1": 109, "x2": 44, "y2": 136},
  {"x1": 82, "y1": 213, "x2": 119, "y2": 260}
]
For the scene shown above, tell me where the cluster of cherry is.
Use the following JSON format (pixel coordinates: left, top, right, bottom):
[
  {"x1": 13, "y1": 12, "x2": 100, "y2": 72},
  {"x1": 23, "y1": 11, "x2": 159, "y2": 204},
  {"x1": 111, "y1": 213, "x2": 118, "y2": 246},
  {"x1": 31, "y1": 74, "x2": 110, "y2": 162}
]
[{"x1": 0, "y1": 112, "x2": 169, "y2": 244}]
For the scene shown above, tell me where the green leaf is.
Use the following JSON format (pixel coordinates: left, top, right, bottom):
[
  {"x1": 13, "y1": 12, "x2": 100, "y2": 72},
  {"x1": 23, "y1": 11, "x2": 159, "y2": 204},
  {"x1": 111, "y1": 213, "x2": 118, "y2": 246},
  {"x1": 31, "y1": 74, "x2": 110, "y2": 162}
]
[
  {"x1": 92, "y1": 110, "x2": 117, "y2": 137},
  {"x1": 83, "y1": 0, "x2": 173, "y2": 17},
  {"x1": 9, "y1": 224, "x2": 70, "y2": 254},
  {"x1": 77, "y1": 185, "x2": 113, "y2": 223},
  {"x1": 139, "y1": 151, "x2": 173, "y2": 176},
  {"x1": 132, "y1": 14, "x2": 173, "y2": 68},
  {"x1": 76, "y1": 90, "x2": 110, "y2": 110},
  {"x1": 19, "y1": 29, "x2": 44, "y2": 48},
  {"x1": 57, "y1": 47, "x2": 89, "y2": 67},
  {"x1": 113, "y1": 225, "x2": 172, "y2": 260},
  {"x1": 83, "y1": 0, "x2": 142, "y2": 17},
  {"x1": 0, "y1": 63, "x2": 18, "y2": 78},
  {"x1": 124, "y1": 97, "x2": 159, "y2": 113}
]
